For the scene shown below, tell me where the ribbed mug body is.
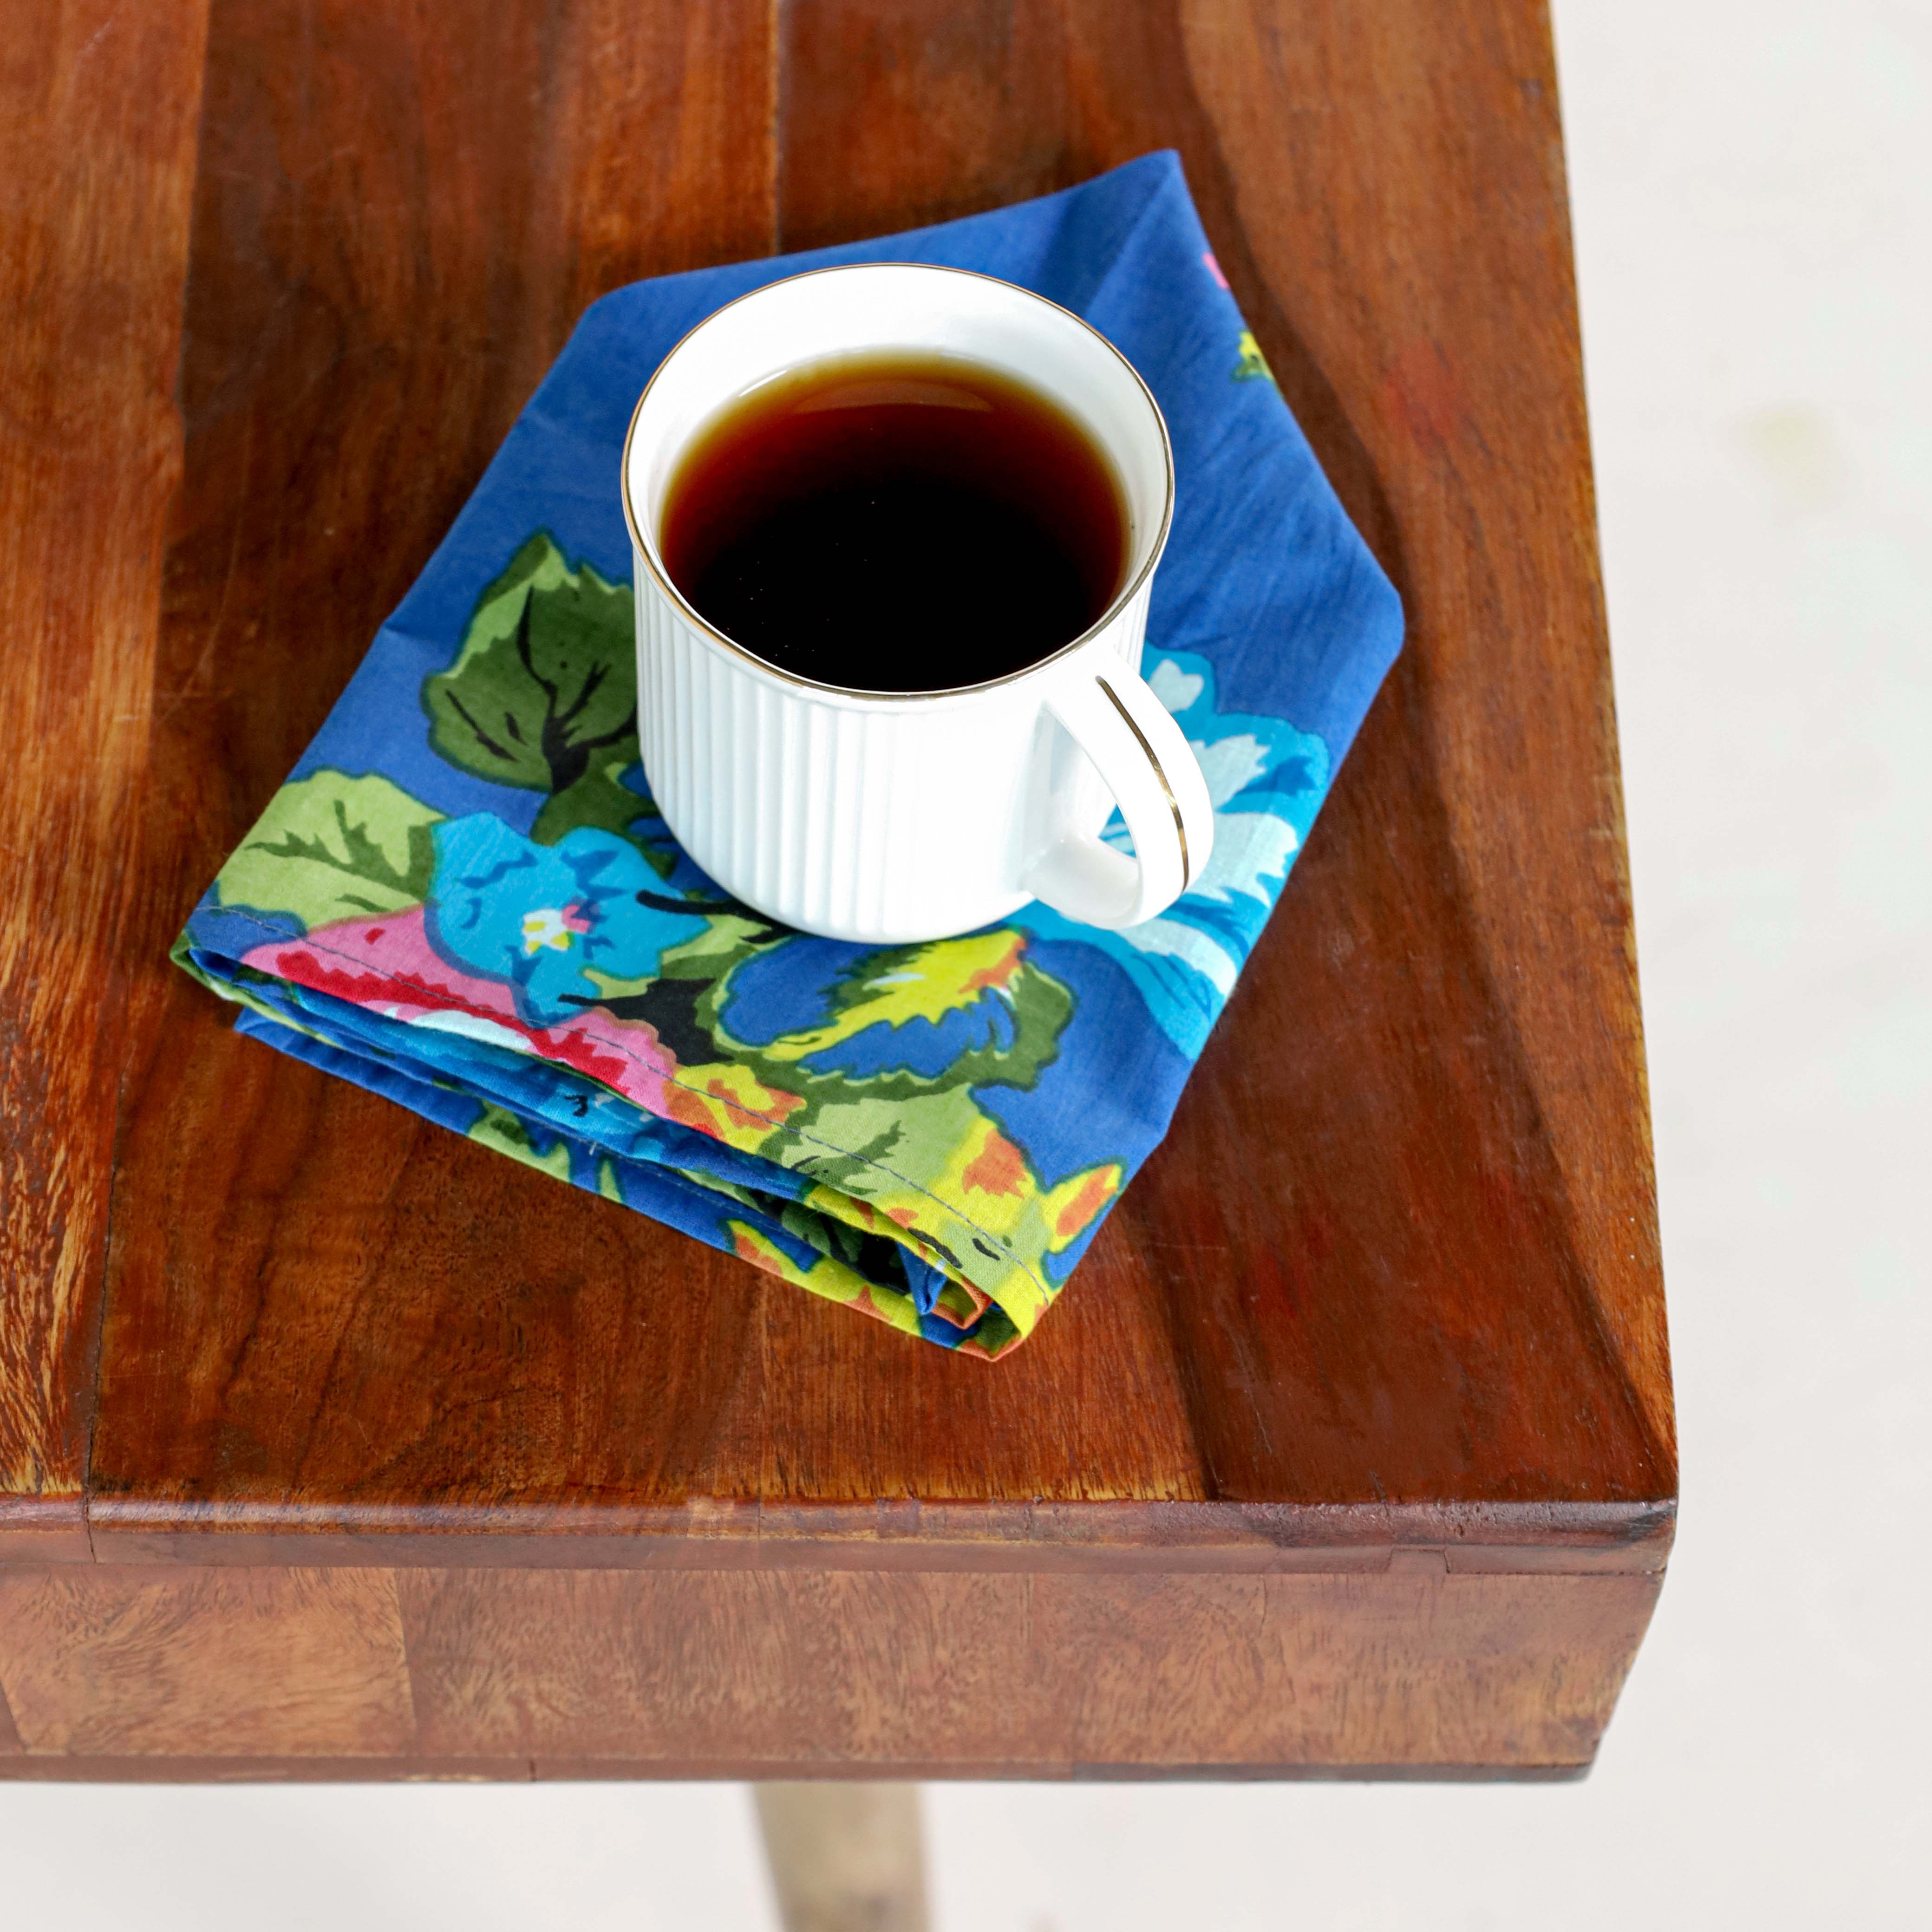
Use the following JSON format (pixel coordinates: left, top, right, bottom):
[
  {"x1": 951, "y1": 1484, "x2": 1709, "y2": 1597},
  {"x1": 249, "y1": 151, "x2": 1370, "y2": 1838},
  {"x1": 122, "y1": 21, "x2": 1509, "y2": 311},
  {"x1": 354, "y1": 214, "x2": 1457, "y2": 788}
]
[{"x1": 631, "y1": 559, "x2": 1151, "y2": 941}]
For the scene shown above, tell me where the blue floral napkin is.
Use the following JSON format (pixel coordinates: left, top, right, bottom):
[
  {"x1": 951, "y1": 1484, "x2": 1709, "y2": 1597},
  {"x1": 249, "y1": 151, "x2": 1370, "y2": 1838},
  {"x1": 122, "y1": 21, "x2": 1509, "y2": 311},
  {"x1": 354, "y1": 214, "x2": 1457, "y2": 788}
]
[{"x1": 173, "y1": 151, "x2": 1402, "y2": 1359}]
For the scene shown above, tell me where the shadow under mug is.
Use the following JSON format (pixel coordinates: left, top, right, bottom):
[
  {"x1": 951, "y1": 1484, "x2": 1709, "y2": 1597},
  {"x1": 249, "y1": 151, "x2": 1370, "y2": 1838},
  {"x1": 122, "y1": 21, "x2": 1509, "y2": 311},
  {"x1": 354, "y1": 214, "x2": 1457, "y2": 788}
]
[{"x1": 619, "y1": 262, "x2": 1214, "y2": 945}]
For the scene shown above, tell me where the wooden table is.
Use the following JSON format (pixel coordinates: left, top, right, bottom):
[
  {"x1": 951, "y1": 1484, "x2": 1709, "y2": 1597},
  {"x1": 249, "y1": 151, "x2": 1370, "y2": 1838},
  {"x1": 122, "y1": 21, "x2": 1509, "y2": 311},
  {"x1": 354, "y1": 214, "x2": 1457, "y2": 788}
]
[{"x1": 0, "y1": 0, "x2": 1672, "y2": 1782}]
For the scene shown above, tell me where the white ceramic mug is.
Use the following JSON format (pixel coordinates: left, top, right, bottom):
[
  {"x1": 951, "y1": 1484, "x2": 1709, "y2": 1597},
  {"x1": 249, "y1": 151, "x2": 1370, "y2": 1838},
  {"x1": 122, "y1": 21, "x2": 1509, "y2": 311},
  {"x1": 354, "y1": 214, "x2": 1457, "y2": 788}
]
[{"x1": 619, "y1": 263, "x2": 1213, "y2": 944}]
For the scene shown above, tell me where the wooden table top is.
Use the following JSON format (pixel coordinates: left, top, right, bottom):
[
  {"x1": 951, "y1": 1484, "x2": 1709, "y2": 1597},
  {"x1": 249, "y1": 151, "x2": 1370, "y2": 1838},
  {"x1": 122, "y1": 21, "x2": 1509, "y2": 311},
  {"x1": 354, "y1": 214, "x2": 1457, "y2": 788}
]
[{"x1": 1, "y1": 0, "x2": 1672, "y2": 1587}]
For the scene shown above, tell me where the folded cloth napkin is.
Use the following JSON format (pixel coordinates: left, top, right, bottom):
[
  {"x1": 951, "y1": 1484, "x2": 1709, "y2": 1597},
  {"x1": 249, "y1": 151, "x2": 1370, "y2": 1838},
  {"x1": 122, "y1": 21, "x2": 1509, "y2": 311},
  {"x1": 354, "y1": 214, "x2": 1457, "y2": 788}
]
[{"x1": 173, "y1": 150, "x2": 1402, "y2": 1360}]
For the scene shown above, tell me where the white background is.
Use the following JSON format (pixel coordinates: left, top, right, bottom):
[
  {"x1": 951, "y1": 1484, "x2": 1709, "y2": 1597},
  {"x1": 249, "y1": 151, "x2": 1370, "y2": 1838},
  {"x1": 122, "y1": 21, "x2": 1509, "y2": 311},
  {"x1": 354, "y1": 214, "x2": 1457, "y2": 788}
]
[{"x1": 6, "y1": 4, "x2": 1928, "y2": 1924}]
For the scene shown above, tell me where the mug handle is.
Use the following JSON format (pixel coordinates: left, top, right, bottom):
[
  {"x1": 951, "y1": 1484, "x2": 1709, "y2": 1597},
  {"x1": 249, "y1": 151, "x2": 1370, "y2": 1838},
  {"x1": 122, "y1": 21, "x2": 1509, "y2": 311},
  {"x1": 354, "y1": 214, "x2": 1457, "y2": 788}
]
[{"x1": 1021, "y1": 661, "x2": 1216, "y2": 929}]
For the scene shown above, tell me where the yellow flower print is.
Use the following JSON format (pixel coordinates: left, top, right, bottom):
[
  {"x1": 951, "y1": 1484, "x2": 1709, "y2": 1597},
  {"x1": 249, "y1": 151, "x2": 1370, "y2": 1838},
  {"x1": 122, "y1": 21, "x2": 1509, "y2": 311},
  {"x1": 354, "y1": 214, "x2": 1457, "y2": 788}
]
[
  {"x1": 1233, "y1": 330, "x2": 1274, "y2": 383},
  {"x1": 520, "y1": 902, "x2": 590, "y2": 955},
  {"x1": 663, "y1": 1062, "x2": 806, "y2": 1153}
]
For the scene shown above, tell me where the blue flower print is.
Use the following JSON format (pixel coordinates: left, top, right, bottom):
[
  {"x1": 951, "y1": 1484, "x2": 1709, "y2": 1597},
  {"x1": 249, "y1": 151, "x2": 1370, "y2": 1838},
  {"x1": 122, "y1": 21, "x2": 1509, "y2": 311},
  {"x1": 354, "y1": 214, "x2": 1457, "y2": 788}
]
[
  {"x1": 1017, "y1": 649, "x2": 1330, "y2": 1057},
  {"x1": 423, "y1": 815, "x2": 710, "y2": 1025}
]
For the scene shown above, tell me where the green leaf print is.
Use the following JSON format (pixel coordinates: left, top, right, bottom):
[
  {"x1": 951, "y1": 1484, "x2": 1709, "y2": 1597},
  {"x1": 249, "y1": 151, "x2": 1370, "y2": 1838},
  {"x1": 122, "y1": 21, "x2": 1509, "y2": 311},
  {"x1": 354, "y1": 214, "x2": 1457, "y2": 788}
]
[
  {"x1": 467, "y1": 1103, "x2": 574, "y2": 1181},
  {"x1": 532, "y1": 754, "x2": 657, "y2": 849},
  {"x1": 216, "y1": 770, "x2": 442, "y2": 929},
  {"x1": 654, "y1": 913, "x2": 780, "y2": 983},
  {"x1": 422, "y1": 530, "x2": 643, "y2": 833},
  {"x1": 700, "y1": 927, "x2": 1073, "y2": 1105},
  {"x1": 792, "y1": 1083, "x2": 1122, "y2": 1332}
]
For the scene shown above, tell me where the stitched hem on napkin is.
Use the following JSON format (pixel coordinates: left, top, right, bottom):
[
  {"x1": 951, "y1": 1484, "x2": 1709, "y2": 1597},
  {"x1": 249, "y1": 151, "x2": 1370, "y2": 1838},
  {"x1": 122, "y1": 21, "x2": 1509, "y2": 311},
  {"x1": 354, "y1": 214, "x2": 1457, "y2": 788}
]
[{"x1": 175, "y1": 913, "x2": 1070, "y2": 1357}]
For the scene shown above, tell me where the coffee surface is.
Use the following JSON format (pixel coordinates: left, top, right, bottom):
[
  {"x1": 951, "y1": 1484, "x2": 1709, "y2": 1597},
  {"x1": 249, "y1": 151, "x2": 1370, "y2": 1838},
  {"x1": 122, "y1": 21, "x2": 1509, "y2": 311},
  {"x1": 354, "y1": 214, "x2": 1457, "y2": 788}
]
[{"x1": 658, "y1": 350, "x2": 1129, "y2": 692}]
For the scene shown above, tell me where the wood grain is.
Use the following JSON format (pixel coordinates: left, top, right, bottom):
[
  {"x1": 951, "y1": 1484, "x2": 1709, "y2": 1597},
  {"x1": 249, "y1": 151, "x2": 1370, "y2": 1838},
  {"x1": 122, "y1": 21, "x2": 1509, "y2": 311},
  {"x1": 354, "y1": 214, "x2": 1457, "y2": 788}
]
[
  {"x1": 0, "y1": 1562, "x2": 1658, "y2": 1775},
  {"x1": 1178, "y1": 0, "x2": 1671, "y2": 1460},
  {"x1": 398, "y1": 1566, "x2": 1657, "y2": 1771},
  {"x1": 778, "y1": 0, "x2": 1673, "y2": 1505},
  {"x1": 0, "y1": 1566, "x2": 413, "y2": 1757},
  {"x1": 0, "y1": 0, "x2": 1673, "y2": 1775},
  {"x1": 83, "y1": 0, "x2": 1670, "y2": 1549},
  {"x1": 0, "y1": 0, "x2": 210, "y2": 1559},
  {"x1": 97, "y1": 0, "x2": 789, "y2": 1516}
]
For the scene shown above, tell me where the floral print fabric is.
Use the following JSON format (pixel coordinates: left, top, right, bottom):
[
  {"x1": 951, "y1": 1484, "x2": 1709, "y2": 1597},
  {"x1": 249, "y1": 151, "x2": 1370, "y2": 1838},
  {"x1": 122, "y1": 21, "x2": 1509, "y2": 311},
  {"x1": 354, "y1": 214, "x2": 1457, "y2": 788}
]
[{"x1": 173, "y1": 153, "x2": 1401, "y2": 1358}]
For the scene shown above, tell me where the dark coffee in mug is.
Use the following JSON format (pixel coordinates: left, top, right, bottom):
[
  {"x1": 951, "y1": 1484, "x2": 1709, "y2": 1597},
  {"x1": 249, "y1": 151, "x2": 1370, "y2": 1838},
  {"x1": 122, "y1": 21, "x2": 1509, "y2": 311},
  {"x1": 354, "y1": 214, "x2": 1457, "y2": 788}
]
[{"x1": 658, "y1": 349, "x2": 1129, "y2": 693}]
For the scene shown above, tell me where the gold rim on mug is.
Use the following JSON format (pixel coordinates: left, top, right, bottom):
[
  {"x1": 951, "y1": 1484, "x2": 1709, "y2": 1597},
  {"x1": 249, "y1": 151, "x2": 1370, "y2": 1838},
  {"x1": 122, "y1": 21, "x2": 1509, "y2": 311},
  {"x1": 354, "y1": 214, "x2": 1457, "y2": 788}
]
[{"x1": 618, "y1": 261, "x2": 1177, "y2": 705}]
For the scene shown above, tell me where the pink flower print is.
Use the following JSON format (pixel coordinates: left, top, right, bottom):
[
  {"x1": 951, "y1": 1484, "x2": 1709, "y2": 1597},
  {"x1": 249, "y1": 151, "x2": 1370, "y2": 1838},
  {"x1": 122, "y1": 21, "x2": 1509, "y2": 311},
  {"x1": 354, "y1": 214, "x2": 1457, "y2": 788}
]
[{"x1": 240, "y1": 905, "x2": 682, "y2": 1113}]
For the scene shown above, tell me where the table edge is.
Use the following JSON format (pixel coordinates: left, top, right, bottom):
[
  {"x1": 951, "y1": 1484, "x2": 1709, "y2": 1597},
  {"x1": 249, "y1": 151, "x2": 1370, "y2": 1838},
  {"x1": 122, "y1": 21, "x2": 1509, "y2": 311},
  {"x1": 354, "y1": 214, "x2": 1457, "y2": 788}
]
[
  {"x1": 0, "y1": 1753, "x2": 1597, "y2": 1784},
  {"x1": 0, "y1": 1495, "x2": 1677, "y2": 1574}
]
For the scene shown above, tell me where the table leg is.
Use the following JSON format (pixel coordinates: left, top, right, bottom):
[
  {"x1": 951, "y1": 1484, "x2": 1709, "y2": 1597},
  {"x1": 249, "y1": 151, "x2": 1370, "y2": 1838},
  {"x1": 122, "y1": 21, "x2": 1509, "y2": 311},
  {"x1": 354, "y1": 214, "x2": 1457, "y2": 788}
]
[{"x1": 752, "y1": 1781, "x2": 930, "y2": 1932}]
